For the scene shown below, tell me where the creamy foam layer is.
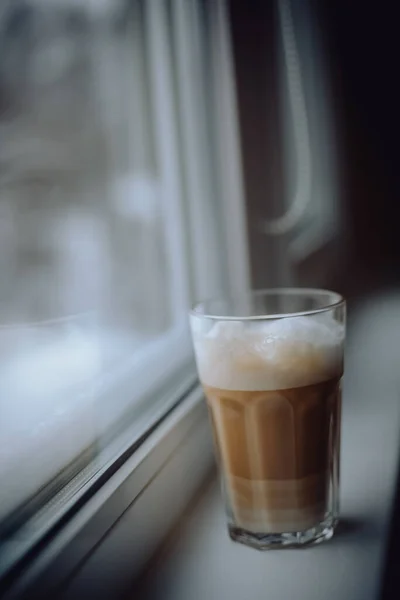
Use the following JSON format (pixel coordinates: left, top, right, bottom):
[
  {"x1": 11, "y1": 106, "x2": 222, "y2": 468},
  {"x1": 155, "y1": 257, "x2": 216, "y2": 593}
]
[{"x1": 192, "y1": 315, "x2": 344, "y2": 390}]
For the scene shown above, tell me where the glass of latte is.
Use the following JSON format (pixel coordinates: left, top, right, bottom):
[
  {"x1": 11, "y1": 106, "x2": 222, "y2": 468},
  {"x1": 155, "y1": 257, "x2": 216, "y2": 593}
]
[{"x1": 190, "y1": 289, "x2": 345, "y2": 549}]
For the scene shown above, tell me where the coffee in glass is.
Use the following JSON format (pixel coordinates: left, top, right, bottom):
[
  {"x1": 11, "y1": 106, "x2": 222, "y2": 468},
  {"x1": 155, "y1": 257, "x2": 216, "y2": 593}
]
[{"x1": 190, "y1": 289, "x2": 345, "y2": 549}]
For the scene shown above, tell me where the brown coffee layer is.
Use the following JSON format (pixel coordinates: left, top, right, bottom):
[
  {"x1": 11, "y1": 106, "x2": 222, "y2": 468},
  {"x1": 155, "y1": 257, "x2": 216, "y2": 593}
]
[{"x1": 204, "y1": 378, "x2": 341, "y2": 531}]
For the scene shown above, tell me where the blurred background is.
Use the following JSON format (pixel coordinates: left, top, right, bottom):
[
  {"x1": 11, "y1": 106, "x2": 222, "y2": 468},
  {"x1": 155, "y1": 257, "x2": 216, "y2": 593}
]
[
  {"x1": 229, "y1": 0, "x2": 400, "y2": 296},
  {"x1": 1, "y1": 0, "x2": 400, "y2": 597}
]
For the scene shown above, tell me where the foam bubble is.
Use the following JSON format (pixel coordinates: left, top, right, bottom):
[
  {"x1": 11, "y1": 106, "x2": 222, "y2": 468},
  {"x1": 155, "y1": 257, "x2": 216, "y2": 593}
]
[{"x1": 192, "y1": 315, "x2": 344, "y2": 390}]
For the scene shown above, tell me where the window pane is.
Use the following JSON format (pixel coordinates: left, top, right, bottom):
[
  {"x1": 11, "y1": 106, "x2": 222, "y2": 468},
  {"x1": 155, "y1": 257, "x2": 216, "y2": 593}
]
[
  {"x1": 0, "y1": 0, "x2": 192, "y2": 533},
  {"x1": 0, "y1": 0, "x2": 173, "y2": 333}
]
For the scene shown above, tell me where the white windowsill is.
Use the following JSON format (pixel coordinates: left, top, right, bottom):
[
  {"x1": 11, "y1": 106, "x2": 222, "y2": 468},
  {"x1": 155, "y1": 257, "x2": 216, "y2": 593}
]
[{"x1": 3, "y1": 383, "x2": 213, "y2": 600}]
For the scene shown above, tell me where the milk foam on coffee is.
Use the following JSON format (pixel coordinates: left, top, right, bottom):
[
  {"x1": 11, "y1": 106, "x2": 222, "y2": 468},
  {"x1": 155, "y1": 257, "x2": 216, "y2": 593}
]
[{"x1": 193, "y1": 315, "x2": 344, "y2": 391}]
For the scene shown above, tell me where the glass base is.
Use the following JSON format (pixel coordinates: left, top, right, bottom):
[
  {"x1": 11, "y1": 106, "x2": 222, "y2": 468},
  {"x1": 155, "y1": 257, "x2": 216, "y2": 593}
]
[{"x1": 228, "y1": 516, "x2": 337, "y2": 550}]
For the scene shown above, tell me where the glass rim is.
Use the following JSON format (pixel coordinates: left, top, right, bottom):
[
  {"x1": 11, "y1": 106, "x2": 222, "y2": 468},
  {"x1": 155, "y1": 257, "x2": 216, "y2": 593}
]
[{"x1": 190, "y1": 287, "x2": 345, "y2": 321}]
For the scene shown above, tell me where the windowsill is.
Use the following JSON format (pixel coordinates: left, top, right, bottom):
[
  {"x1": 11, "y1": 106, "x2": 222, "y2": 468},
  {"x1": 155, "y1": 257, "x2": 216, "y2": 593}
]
[
  {"x1": 1, "y1": 382, "x2": 213, "y2": 599},
  {"x1": 0, "y1": 321, "x2": 196, "y2": 585},
  {"x1": 133, "y1": 291, "x2": 400, "y2": 600}
]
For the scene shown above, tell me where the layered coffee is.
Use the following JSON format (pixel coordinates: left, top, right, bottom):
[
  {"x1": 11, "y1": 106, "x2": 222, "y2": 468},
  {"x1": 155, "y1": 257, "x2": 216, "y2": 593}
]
[{"x1": 193, "y1": 316, "x2": 343, "y2": 534}]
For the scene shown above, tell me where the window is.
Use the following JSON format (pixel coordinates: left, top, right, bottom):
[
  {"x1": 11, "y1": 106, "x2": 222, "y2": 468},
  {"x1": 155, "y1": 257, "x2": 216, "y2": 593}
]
[{"x1": 0, "y1": 0, "x2": 249, "y2": 580}]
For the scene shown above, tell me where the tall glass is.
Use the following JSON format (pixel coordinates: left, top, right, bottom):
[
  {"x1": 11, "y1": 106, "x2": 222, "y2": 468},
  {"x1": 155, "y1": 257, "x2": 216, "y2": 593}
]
[{"x1": 190, "y1": 289, "x2": 345, "y2": 549}]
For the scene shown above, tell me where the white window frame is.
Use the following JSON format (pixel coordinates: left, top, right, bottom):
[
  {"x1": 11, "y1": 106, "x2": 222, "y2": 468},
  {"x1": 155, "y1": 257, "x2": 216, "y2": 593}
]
[
  {"x1": 94, "y1": 0, "x2": 251, "y2": 438},
  {"x1": 146, "y1": 0, "x2": 191, "y2": 321}
]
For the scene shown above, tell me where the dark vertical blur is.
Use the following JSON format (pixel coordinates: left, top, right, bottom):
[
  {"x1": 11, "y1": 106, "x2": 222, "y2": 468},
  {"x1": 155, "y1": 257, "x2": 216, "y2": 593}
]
[
  {"x1": 316, "y1": 1, "x2": 400, "y2": 291},
  {"x1": 321, "y1": 6, "x2": 400, "y2": 598},
  {"x1": 229, "y1": 0, "x2": 400, "y2": 295},
  {"x1": 229, "y1": 0, "x2": 288, "y2": 288}
]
